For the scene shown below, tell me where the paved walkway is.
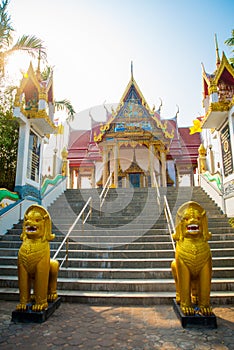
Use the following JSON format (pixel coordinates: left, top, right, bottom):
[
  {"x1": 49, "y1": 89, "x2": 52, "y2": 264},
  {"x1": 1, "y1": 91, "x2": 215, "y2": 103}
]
[{"x1": 0, "y1": 301, "x2": 233, "y2": 350}]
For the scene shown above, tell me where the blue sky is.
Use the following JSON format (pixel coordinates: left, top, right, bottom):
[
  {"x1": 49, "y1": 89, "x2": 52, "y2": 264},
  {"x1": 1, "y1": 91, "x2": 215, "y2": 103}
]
[{"x1": 7, "y1": 0, "x2": 234, "y2": 128}]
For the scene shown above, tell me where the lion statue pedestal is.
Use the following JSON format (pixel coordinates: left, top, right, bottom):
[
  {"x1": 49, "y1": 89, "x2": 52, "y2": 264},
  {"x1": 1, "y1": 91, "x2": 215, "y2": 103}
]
[
  {"x1": 171, "y1": 201, "x2": 217, "y2": 328},
  {"x1": 12, "y1": 205, "x2": 60, "y2": 323}
]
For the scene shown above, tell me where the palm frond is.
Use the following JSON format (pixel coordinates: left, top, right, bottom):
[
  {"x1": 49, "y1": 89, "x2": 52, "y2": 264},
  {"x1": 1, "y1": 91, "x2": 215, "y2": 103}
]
[
  {"x1": 7, "y1": 35, "x2": 47, "y2": 59},
  {"x1": 0, "y1": 0, "x2": 13, "y2": 50},
  {"x1": 54, "y1": 99, "x2": 76, "y2": 121},
  {"x1": 41, "y1": 65, "x2": 52, "y2": 80},
  {"x1": 4, "y1": 84, "x2": 17, "y2": 95},
  {"x1": 225, "y1": 29, "x2": 234, "y2": 47}
]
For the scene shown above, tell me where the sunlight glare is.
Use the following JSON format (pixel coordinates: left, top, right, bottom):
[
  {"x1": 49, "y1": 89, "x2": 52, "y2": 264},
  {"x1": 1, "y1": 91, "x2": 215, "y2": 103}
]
[{"x1": 6, "y1": 52, "x2": 31, "y2": 85}]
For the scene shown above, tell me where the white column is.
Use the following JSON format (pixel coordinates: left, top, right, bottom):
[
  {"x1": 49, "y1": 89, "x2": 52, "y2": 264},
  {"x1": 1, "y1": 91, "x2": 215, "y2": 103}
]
[
  {"x1": 39, "y1": 137, "x2": 45, "y2": 188},
  {"x1": 15, "y1": 121, "x2": 30, "y2": 187},
  {"x1": 114, "y1": 143, "x2": 119, "y2": 188},
  {"x1": 102, "y1": 146, "x2": 108, "y2": 187},
  {"x1": 53, "y1": 148, "x2": 58, "y2": 178},
  {"x1": 149, "y1": 144, "x2": 154, "y2": 187},
  {"x1": 161, "y1": 151, "x2": 167, "y2": 187}
]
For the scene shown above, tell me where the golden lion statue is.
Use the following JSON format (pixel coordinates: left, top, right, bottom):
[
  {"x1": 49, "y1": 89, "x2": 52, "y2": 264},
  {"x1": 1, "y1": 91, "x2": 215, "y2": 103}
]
[
  {"x1": 16, "y1": 204, "x2": 59, "y2": 312},
  {"x1": 171, "y1": 201, "x2": 213, "y2": 316}
]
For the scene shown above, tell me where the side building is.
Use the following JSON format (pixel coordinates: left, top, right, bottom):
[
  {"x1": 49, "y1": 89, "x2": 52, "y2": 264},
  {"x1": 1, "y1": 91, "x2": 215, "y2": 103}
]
[{"x1": 200, "y1": 45, "x2": 234, "y2": 217}]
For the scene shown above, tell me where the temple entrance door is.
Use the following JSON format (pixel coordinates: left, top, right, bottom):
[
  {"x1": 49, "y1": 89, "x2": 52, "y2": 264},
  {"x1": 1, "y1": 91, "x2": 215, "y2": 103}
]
[{"x1": 129, "y1": 173, "x2": 140, "y2": 188}]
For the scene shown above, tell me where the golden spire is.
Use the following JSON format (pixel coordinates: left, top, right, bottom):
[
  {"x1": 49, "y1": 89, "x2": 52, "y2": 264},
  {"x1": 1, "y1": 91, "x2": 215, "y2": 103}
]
[
  {"x1": 36, "y1": 47, "x2": 42, "y2": 80},
  {"x1": 215, "y1": 33, "x2": 220, "y2": 68},
  {"x1": 131, "y1": 60, "x2": 133, "y2": 81}
]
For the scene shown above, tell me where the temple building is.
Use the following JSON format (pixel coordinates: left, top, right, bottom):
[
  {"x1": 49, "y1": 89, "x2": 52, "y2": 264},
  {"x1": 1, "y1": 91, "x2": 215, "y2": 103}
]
[
  {"x1": 200, "y1": 40, "x2": 234, "y2": 217},
  {"x1": 67, "y1": 69, "x2": 201, "y2": 189}
]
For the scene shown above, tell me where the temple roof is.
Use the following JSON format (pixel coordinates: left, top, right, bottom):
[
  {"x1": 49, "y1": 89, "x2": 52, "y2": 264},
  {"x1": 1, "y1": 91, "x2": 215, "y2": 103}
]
[
  {"x1": 68, "y1": 128, "x2": 102, "y2": 166},
  {"x1": 202, "y1": 52, "x2": 234, "y2": 99},
  {"x1": 68, "y1": 67, "x2": 201, "y2": 167},
  {"x1": 93, "y1": 73, "x2": 174, "y2": 143}
]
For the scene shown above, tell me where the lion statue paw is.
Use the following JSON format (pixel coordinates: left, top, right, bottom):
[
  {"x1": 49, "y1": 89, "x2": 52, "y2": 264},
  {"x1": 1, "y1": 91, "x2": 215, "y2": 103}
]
[
  {"x1": 180, "y1": 305, "x2": 195, "y2": 316},
  {"x1": 16, "y1": 303, "x2": 28, "y2": 312},
  {"x1": 200, "y1": 306, "x2": 213, "y2": 316},
  {"x1": 32, "y1": 302, "x2": 48, "y2": 312}
]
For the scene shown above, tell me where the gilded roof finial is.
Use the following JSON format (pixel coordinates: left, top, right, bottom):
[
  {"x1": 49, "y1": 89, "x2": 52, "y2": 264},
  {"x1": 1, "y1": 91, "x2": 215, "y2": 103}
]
[
  {"x1": 215, "y1": 33, "x2": 220, "y2": 68},
  {"x1": 176, "y1": 104, "x2": 179, "y2": 117},
  {"x1": 131, "y1": 60, "x2": 133, "y2": 81},
  {"x1": 157, "y1": 98, "x2": 163, "y2": 114},
  {"x1": 36, "y1": 46, "x2": 42, "y2": 80}
]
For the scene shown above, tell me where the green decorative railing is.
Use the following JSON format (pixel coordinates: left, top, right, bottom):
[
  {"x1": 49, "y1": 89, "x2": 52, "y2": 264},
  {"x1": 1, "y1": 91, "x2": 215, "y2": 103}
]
[
  {"x1": 203, "y1": 171, "x2": 222, "y2": 191},
  {"x1": 0, "y1": 188, "x2": 20, "y2": 204},
  {"x1": 41, "y1": 174, "x2": 64, "y2": 196}
]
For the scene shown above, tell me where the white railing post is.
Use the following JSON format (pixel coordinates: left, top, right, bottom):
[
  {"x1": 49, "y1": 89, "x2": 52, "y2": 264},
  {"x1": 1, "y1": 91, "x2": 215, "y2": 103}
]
[
  {"x1": 153, "y1": 171, "x2": 161, "y2": 210},
  {"x1": 53, "y1": 196, "x2": 92, "y2": 267},
  {"x1": 99, "y1": 172, "x2": 112, "y2": 212},
  {"x1": 163, "y1": 195, "x2": 176, "y2": 252}
]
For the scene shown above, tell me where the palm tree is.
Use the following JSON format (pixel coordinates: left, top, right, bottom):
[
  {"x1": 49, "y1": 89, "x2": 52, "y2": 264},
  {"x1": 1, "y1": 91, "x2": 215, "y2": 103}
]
[
  {"x1": 225, "y1": 29, "x2": 234, "y2": 65},
  {"x1": 41, "y1": 66, "x2": 76, "y2": 121},
  {"x1": 0, "y1": 0, "x2": 46, "y2": 76},
  {"x1": 54, "y1": 99, "x2": 76, "y2": 122}
]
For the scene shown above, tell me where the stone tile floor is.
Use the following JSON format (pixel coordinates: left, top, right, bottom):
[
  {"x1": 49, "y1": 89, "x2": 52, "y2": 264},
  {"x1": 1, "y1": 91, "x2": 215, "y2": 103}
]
[{"x1": 0, "y1": 301, "x2": 233, "y2": 350}]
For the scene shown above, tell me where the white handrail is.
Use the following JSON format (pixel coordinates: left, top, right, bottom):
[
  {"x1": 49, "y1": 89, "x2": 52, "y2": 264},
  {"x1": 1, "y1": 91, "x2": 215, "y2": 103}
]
[
  {"x1": 100, "y1": 172, "x2": 112, "y2": 210},
  {"x1": 163, "y1": 195, "x2": 176, "y2": 252},
  {"x1": 153, "y1": 171, "x2": 161, "y2": 209},
  {"x1": 53, "y1": 196, "x2": 92, "y2": 263}
]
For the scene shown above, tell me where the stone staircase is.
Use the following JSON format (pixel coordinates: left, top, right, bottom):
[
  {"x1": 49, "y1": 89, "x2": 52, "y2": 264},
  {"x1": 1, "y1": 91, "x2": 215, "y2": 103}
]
[{"x1": 0, "y1": 186, "x2": 234, "y2": 305}]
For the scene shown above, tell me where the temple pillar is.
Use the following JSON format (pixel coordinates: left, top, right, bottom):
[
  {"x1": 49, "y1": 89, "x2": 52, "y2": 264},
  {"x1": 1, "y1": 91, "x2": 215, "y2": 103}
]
[
  {"x1": 15, "y1": 121, "x2": 30, "y2": 189},
  {"x1": 113, "y1": 143, "x2": 119, "y2": 188},
  {"x1": 91, "y1": 167, "x2": 96, "y2": 188},
  {"x1": 149, "y1": 144, "x2": 154, "y2": 187},
  {"x1": 53, "y1": 148, "x2": 58, "y2": 177},
  {"x1": 72, "y1": 169, "x2": 76, "y2": 189},
  {"x1": 102, "y1": 146, "x2": 108, "y2": 187},
  {"x1": 208, "y1": 145, "x2": 215, "y2": 174},
  {"x1": 197, "y1": 144, "x2": 207, "y2": 174},
  {"x1": 161, "y1": 151, "x2": 167, "y2": 187}
]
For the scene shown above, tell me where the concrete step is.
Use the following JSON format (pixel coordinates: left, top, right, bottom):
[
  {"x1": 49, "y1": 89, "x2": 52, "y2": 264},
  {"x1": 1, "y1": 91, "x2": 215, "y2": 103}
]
[
  {"x1": 1, "y1": 287, "x2": 233, "y2": 305},
  {"x1": 1, "y1": 256, "x2": 234, "y2": 269},
  {"x1": 2, "y1": 238, "x2": 234, "y2": 249},
  {"x1": 1, "y1": 275, "x2": 234, "y2": 293},
  {"x1": 1, "y1": 186, "x2": 233, "y2": 305},
  {"x1": 2, "y1": 265, "x2": 234, "y2": 279}
]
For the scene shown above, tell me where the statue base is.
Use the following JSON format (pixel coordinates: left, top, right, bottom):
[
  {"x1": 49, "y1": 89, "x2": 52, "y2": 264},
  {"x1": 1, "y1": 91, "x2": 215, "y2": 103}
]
[
  {"x1": 173, "y1": 299, "x2": 217, "y2": 328},
  {"x1": 11, "y1": 297, "x2": 61, "y2": 323}
]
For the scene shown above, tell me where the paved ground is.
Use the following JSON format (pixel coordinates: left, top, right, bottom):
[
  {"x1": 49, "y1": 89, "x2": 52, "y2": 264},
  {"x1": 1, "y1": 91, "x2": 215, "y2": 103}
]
[{"x1": 0, "y1": 301, "x2": 233, "y2": 350}]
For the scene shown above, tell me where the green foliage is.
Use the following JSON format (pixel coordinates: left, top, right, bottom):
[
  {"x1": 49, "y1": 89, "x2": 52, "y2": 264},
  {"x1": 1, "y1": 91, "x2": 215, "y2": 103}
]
[
  {"x1": 41, "y1": 66, "x2": 76, "y2": 121},
  {"x1": 0, "y1": 0, "x2": 46, "y2": 76},
  {"x1": 0, "y1": 103, "x2": 19, "y2": 190},
  {"x1": 55, "y1": 99, "x2": 76, "y2": 121},
  {"x1": 225, "y1": 29, "x2": 234, "y2": 66}
]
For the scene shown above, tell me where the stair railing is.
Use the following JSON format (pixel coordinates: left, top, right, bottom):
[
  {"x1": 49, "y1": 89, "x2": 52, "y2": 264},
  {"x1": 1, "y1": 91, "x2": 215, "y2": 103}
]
[
  {"x1": 53, "y1": 196, "x2": 92, "y2": 267},
  {"x1": 152, "y1": 171, "x2": 161, "y2": 210},
  {"x1": 99, "y1": 172, "x2": 112, "y2": 212},
  {"x1": 163, "y1": 195, "x2": 176, "y2": 252}
]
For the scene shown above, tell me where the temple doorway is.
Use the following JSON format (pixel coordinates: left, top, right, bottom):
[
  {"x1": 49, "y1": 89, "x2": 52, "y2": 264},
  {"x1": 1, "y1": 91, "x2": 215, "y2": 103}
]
[{"x1": 129, "y1": 173, "x2": 140, "y2": 188}]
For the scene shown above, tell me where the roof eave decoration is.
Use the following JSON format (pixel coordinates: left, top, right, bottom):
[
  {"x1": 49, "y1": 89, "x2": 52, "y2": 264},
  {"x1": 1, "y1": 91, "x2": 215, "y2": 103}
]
[
  {"x1": 213, "y1": 52, "x2": 234, "y2": 85},
  {"x1": 18, "y1": 62, "x2": 54, "y2": 98},
  {"x1": 21, "y1": 108, "x2": 56, "y2": 134},
  {"x1": 19, "y1": 62, "x2": 41, "y2": 93},
  {"x1": 203, "y1": 52, "x2": 234, "y2": 94},
  {"x1": 117, "y1": 76, "x2": 153, "y2": 115}
]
